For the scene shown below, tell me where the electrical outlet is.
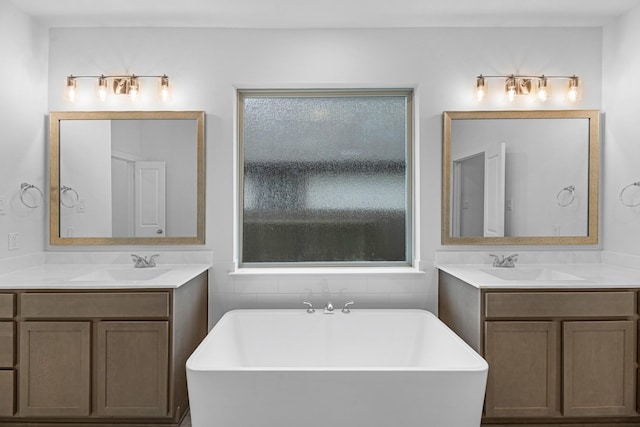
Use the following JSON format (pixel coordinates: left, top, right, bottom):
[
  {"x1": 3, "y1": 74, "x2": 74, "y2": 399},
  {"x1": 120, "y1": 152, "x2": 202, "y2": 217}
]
[
  {"x1": 76, "y1": 200, "x2": 85, "y2": 213},
  {"x1": 8, "y1": 233, "x2": 19, "y2": 250}
]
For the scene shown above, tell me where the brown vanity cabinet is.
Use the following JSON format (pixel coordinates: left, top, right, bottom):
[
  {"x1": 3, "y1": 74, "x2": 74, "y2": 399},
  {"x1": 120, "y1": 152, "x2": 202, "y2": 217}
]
[
  {"x1": 0, "y1": 271, "x2": 208, "y2": 427},
  {"x1": 439, "y1": 271, "x2": 639, "y2": 425}
]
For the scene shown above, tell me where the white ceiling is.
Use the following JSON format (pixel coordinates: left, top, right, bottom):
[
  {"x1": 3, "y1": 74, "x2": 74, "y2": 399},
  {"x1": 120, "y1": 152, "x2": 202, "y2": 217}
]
[{"x1": 12, "y1": 0, "x2": 640, "y2": 28}]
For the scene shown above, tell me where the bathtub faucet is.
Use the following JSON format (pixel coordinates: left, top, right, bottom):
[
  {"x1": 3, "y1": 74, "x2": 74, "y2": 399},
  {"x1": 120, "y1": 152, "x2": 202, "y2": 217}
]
[
  {"x1": 302, "y1": 301, "x2": 315, "y2": 313},
  {"x1": 323, "y1": 302, "x2": 334, "y2": 314},
  {"x1": 342, "y1": 301, "x2": 355, "y2": 314}
]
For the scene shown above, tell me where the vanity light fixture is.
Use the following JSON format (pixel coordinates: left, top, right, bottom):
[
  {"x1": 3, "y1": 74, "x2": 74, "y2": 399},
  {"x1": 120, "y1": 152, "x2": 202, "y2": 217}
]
[
  {"x1": 537, "y1": 76, "x2": 550, "y2": 102},
  {"x1": 474, "y1": 73, "x2": 581, "y2": 103},
  {"x1": 505, "y1": 76, "x2": 517, "y2": 102},
  {"x1": 159, "y1": 74, "x2": 170, "y2": 102},
  {"x1": 66, "y1": 76, "x2": 77, "y2": 102},
  {"x1": 567, "y1": 75, "x2": 581, "y2": 103},
  {"x1": 96, "y1": 75, "x2": 108, "y2": 101},
  {"x1": 128, "y1": 75, "x2": 139, "y2": 101},
  {"x1": 64, "y1": 73, "x2": 170, "y2": 102},
  {"x1": 474, "y1": 75, "x2": 487, "y2": 102}
]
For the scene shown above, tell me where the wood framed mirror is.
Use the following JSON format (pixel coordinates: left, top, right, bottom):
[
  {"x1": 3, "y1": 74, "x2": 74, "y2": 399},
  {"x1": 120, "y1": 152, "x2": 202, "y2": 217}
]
[
  {"x1": 442, "y1": 110, "x2": 599, "y2": 245},
  {"x1": 50, "y1": 111, "x2": 205, "y2": 245}
]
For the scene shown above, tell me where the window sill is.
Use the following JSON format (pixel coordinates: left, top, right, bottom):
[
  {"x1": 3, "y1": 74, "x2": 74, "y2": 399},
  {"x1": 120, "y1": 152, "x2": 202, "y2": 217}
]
[{"x1": 229, "y1": 266, "x2": 426, "y2": 276}]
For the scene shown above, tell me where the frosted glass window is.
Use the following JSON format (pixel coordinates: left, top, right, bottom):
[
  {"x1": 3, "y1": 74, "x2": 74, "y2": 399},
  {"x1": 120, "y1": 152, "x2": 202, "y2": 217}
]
[{"x1": 239, "y1": 90, "x2": 412, "y2": 265}]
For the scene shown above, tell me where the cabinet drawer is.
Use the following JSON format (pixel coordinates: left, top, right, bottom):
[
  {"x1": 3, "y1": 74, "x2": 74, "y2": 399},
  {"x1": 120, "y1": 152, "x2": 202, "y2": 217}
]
[
  {"x1": 0, "y1": 322, "x2": 14, "y2": 367},
  {"x1": 20, "y1": 292, "x2": 170, "y2": 319},
  {"x1": 485, "y1": 291, "x2": 635, "y2": 319},
  {"x1": 0, "y1": 370, "x2": 15, "y2": 416},
  {"x1": 0, "y1": 294, "x2": 14, "y2": 318}
]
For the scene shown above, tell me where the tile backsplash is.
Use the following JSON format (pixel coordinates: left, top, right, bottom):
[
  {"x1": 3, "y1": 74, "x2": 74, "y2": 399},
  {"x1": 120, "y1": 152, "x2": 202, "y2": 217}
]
[
  {"x1": 602, "y1": 251, "x2": 640, "y2": 270},
  {"x1": 209, "y1": 260, "x2": 434, "y2": 326},
  {"x1": 435, "y1": 250, "x2": 604, "y2": 265}
]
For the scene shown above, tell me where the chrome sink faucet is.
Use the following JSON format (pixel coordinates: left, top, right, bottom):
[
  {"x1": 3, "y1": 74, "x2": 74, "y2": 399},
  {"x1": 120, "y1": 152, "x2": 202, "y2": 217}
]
[
  {"x1": 131, "y1": 254, "x2": 159, "y2": 268},
  {"x1": 489, "y1": 253, "x2": 518, "y2": 268}
]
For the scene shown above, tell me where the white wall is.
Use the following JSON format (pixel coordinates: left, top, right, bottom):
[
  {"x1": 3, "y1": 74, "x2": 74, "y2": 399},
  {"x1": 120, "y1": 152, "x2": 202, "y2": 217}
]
[
  {"x1": 603, "y1": 5, "x2": 640, "y2": 257},
  {"x1": 46, "y1": 27, "x2": 603, "y2": 325},
  {"x1": 0, "y1": 0, "x2": 48, "y2": 260}
]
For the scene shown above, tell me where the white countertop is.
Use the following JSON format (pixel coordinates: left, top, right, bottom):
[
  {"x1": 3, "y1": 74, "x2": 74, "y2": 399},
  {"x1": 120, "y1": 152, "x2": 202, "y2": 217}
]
[
  {"x1": 437, "y1": 263, "x2": 640, "y2": 289},
  {"x1": 0, "y1": 263, "x2": 211, "y2": 289}
]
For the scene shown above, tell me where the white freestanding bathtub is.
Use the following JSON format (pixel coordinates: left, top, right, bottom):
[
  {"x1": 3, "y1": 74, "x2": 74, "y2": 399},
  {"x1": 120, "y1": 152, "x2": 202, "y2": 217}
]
[{"x1": 186, "y1": 309, "x2": 487, "y2": 427}]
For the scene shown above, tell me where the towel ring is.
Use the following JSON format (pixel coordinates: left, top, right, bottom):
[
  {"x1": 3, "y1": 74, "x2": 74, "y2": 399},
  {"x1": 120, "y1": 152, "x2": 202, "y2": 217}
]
[
  {"x1": 60, "y1": 185, "x2": 80, "y2": 208},
  {"x1": 620, "y1": 181, "x2": 640, "y2": 207},
  {"x1": 19, "y1": 182, "x2": 43, "y2": 209},
  {"x1": 556, "y1": 185, "x2": 575, "y2": 207}
]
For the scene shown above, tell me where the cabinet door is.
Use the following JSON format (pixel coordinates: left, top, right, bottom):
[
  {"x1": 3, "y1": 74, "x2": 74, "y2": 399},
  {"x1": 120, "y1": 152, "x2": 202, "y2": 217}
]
[
  {"x1": 563, "y1": 320, "x2": 635, "y2": 417},
  {"x1": 19, "y1": 321, "x2": 91, "y2": 417},
  {"x1": 96, "y1": 321, "x2": 169, "y2": 417},
  {"x1": 484, "y1": 321, "x2": 559, "y2": 417},
  {"x1": 0, "y1": 370, "x2": 15, "y2": 416}
]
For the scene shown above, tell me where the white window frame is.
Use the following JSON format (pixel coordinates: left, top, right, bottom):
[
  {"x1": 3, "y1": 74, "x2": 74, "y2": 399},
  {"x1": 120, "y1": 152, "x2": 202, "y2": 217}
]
[{"x1": 237, "y1": 88, "x2": 414, "y2": 268}]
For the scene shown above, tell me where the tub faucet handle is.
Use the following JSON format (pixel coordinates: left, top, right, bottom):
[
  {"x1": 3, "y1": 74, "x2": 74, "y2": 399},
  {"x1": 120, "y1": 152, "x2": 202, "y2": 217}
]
[
  {"x1": 302, "y1": 301, "x2": 315, "y2": 313},
  {"x1": 342, "y1": 301, "x2": 355, "y2": 314}
]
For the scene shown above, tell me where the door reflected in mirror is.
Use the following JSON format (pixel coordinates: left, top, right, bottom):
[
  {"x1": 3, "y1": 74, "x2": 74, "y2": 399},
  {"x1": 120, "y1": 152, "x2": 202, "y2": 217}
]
[
  {"x1": 442, "y1": 110, "x2": 599, "y2": 245},
  {"x1": 50, "y1": 111, "x2": 205, "y2": 245}
]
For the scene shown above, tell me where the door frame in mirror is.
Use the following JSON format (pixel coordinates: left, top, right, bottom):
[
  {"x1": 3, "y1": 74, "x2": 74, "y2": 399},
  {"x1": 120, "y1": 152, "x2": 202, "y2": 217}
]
[
  {"x1": 442, "y1": 109, "x2": 599, "y2": 245},
  {"x1": 50, "y1": 110, "x2": 206, "y2": 245}
]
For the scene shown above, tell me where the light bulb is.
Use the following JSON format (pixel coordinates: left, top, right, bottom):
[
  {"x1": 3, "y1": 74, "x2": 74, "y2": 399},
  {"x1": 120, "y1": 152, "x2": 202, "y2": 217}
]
[
  {"x1": 129, "y1": 75, "x2": 139, "y2": 101},
  {"x1": 537, "y1": 76, "x2": 549, "y2": 102},
  {"x1": 567, "y1": 76, "x2": 579, "y2": 103},
  {"x1": 97, "y1": 75, "x2": 108, "y2": 101},
  {"x1": 160, "y1": 75, "x2": 170, "y2": 102},
  {"x1": 474, "y1": 76, "x2": 487, "y2": 102},
  {"x1": 505, "y1": 77, "x2": 517, "y2": 103},
  {"x1": 66, "y1": 76, "x2": 77, "y2": 102}
]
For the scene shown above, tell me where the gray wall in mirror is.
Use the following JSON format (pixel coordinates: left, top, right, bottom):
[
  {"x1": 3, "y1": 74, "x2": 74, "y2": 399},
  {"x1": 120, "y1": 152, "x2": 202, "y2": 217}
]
[
  {"x1": 50, "y1": 111, "x2": 205, "y2": 246},
  {"x1": 442, "y1": 110, "x2": 599, "y2": 245}
]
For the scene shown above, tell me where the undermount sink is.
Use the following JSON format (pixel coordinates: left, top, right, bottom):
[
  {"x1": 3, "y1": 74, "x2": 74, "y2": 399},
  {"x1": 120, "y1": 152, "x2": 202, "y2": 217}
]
[
  {"x1": 72, "y1": 268, "x2": 171, "y2": 282},
  {"x1": 482, "y1": 267, "x2": 585, "y2": 282}
]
